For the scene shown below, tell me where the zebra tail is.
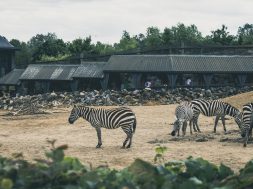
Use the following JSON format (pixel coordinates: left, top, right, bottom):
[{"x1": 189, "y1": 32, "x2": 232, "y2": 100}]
[{"x1": 132, "y1": 118, "x2": 137, "y2": 133}]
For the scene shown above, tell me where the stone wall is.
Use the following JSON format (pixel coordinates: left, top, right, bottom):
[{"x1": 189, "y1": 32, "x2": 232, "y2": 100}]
[{"x1": 1, "y1": 86, "x2": 252, "y2": 113}]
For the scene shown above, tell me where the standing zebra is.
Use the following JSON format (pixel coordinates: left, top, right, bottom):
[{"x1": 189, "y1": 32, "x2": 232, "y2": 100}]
[
  {"x1": 191, "y1": 99, "x2": 242, "y2": 133},
  {"x1": 68, "y1": 105, "x2": 136, "y2": 148},
  {"x1": 171, "y1": 102, "x2": 194, "y2": 136},
  {"x1": 241, "y1": 103, "x2": 253, "y2": 147}
]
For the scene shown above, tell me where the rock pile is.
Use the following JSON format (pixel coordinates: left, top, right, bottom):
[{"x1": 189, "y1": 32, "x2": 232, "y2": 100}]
[{"x1": 0, "y1": 86, "x2": 252, "y2": 115}]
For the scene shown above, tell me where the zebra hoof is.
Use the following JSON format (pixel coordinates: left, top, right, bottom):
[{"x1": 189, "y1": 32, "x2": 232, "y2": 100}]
[
  {"x1": 126, "y1": 145, "x2": 131, "y2": 148},
  {"x1": 96, "y1": 144, "x2": 102, "y2": 148},
  {"x1": 243, "y1": 143, "x2": 247, "y2": 147}
]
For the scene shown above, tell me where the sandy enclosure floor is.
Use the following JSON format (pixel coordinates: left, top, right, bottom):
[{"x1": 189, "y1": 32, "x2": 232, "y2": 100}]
[{"x1": 0, "y1": 105, "x2": 253, "y2": 171}]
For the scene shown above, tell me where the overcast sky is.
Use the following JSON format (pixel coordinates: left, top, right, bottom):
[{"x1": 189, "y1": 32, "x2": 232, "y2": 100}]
[{"x1": 0, "y1": 0, "x2": 252, "y2": 44}]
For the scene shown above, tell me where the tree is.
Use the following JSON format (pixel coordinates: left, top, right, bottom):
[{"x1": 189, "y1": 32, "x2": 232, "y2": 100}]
[
  {"x1": 237, "y1": 23, "x2": 253, "y2": 45},
  {"x1": 169, "y1": 23, "x2": 203, "y2": 46},
  {"x1": 143, "y1": 27, "x2": 162, "y2": 48},
  {"x1": 114, "y1": 31, "x2": 138, "y2": 51},
  {"x1": 68, "y1": 36, "x2": 93, "y2": 54},
  {"x1": 28, "y1": 33, "x2": 68, "y2": 61},
  {"x1": 162, "y1": 27, "x2": 174, "y2": 45},
  {"x1": 10, "y1": 39, "x2": 32, "y2": 67},
  {"x1": 93, "y1": 41, "x2": 115, "y2": 55},
  {"x1": 207, "y1": 25, "x2": 235, "y2": 45}
]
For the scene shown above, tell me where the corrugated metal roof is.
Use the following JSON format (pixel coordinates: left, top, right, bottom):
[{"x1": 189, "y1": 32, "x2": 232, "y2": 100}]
[
  {"x1": 0, "y1": 36, "x2": 17, "y2": 50},
  {"x1": 20, "y1": 64, "x2": 79, "y2": 81},
  {"x1": 105, "y1": 55, "x2": 253, "y2": 73},
  {"x1": 73, "y1": 62, "x2": 106, "y2": 79},
  {"x1": 0, "y1": 69, "x2": 25, "y2": 85},
  {"x1": 105, "y1": 55, "x2": 173, "y2": 72}
]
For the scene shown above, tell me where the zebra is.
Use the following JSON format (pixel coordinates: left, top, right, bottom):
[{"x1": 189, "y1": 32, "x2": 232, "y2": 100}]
[
  {"x1": 171, "y1": 102, "x2": 194, "y2": 136},
  {"x1": 68, "y1": 105, "x2": 137, "y2": 148},
  {"x1": 191, "y1": 99, "x2": 242, "y2": 133},
  {"x1": 240, "y1": 103, "x2": 253, "y2": 147}
]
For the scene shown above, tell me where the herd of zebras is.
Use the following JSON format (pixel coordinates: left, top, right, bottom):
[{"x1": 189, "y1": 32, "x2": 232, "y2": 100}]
[{"x1": 68, "y1": 101, "x2": 253, "y2": 148}]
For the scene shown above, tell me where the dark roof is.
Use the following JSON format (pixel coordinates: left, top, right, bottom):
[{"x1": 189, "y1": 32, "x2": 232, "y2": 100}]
[
  {"x1": 105, "y1": 55, "x2": 253, "y2": 73},
  {"x1": 0, "y1": 36, "x2": 18, "y2": 50},
  {"x1": 0, "y1": 69, "x2": 25, "y2": 85},
  {"x1": 72, "y1": 62, "x2": 106, "y2": 79},
  {"x1": 20, "y1": 64, "x2": 79, "y2": 81}
]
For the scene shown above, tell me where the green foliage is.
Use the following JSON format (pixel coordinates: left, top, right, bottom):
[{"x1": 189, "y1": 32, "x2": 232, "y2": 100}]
[
  {"x1": 0, "y1": 142, "x2": 253, "y2": 189},
  {"x1": 207, "y1": 25, "x2": 235, "y2": 45},
  {"x1": 237, "y1": 23, "x2": 253, "y2": 45},
  {"x1": 154, "y1": 146, "x2": 167, "y2": 165},
  {"x1": 9, "y1": 23, "x2": 253, "y2": 66}
]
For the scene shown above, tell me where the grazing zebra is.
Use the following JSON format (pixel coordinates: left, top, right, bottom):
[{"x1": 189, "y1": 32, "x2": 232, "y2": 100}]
[
  {"x1": 68, "y1": 105, "x2": 136, "y2": 148},
  {"x1": 241, "y1": 103, "x2": 253, "y2": 147},
  {"x1": 171, "y1": 102, "x2": 194, "y2": 136},
  {"x1": 191, "y1": 99, "x2": 242, "y2": 133}
]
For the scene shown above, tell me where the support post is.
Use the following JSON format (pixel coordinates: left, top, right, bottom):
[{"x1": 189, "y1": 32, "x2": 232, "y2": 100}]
[
  {"x1": 70, "y1": 80, "x2": 78, "y2": 92},
  {"x1": 42, "y1": 81, "x2": 50, "y2": 93},
  {"x1": 100, "y1": 73, "x2": 109, "y2": 90},
  {"x1": 237, "y1": 74, "x2": 247, "y2": 87},
  {"x1": 168, "y1": 74, "x2": 177, "y2": 89},
  {"x1": 132, "y1": 73, "x2": 142, "y2": 89},
  {"x1": 203, "y1": 74, "x2": 213, "y2": 89}
]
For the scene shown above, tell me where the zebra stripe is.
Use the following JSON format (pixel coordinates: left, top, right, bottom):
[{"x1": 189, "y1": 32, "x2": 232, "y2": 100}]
[
  {"x1": 241, "y1": 103, "x2": 253, "y2": 147},
  {"x1": 171, "y1": 102, "x2": 194, "y2": 136},
  {"x1": 68, "y1": 105, "x2": 136, "y2": 148},
  {"x1": 191, "y1": 99, "x2": 242, "y2": 133}
]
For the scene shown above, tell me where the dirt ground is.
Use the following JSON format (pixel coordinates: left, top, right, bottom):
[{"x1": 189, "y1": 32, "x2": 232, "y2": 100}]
[{"x1": 0, "y1": 96, "x2": 253, "y2": 171}]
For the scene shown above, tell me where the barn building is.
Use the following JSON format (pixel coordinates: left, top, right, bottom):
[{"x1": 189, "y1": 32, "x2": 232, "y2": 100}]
[
  {"x1": 19, "y1": 64, "x2": 79, "y2": 94},
  {"x1": 0, "y1": 52, "x2": 253, "y2": 95},
  {"x1": 72, "y1": 62, "x2": 106, "y2": 90},
  {"x1": 103, "y1": 55, "x2": 253, "y2": 90},
  {"x1": 18, "y1": 62, "x2": 107, "y2": 94},
  {"x1": 0, "y1": 36, "x2": 18, "y2": 78}
]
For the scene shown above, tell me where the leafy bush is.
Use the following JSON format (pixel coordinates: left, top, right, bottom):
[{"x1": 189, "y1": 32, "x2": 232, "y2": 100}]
[{"x1": 0, "y1": 143, "x2": 252, "y2": 189}]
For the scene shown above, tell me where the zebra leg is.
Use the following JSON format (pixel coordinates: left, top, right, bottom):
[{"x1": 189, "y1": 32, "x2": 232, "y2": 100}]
[
  {"x1": 122, "y1": 125, "x2": 134, "y2": 148},
  {"x1": 221, "y1": 115, "x2": 226, "y2": 132},
  {"x1": 95, "y1": 127, "x2": 102, "y2": 148},
  {"x1": 244, "y1": 131, "x2": 249, "y2": 147},
  {"x1": 193, "y1": 118, "x2": 201, "y2": 133},
  {"x1": 126, "y1": 133, "x2": 133, "y2": 148},
  {"x1": 122, "y1": 135, "x2": 129, "y2": 148},
  {"x1": 182, "y1": 121, "x2": 187, "y2": 136},
  {"x1": 214, "y1": 116, "x2": 220, "y2": 133},
  {"x1": 189, "y1": 120, "x2": 193, "y2": 135}
]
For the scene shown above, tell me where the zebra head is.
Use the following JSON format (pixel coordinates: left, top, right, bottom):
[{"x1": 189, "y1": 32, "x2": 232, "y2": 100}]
[
  {"x1": 171, "y1": 119, "x2": 184, "y2": 136},
  {"x1": 68, "y1": 105, "x2": 81, "y2": 124}
]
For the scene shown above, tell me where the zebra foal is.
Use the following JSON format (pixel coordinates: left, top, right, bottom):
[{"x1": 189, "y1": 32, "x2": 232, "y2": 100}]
[
  {"x1": 171, "y1": 102, "x2": 194, "y2": 136},
  {"x1": 68, "y1": 105, "x2": 137, "y2": 148},
  {"x1": 240, "y1": 103, "x2": 253, "y2": 147},
  {"x1": 191, "y1": 99, "x2": 242, "y2": 133}
]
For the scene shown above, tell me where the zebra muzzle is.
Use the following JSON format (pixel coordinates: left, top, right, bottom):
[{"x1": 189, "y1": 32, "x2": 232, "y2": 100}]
[{"x1": 68, "y1": 118, "x2": 74, "y2": 124}]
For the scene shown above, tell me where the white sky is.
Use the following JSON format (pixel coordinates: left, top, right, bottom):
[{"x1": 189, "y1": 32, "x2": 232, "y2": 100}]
[{"x1": 0, "y1": 0, "x2": 252, "y2": 44}]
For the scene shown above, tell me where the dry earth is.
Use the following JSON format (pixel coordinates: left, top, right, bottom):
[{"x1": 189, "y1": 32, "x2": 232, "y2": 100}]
[{"x1": 0, "y1": 92, "x2": 253, "y2": 171}]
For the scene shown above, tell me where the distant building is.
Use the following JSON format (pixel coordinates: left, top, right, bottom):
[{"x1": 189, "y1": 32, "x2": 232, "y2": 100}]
[
  {"x1": 1, "y1": 47, "x2": 253, "y2": 95},
  {"x1": 103, "y1": 55, "x2": 253, "y2": 89},
  {"x1": 0, "y1": 36, "x2": 18, "y2": 77}
]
